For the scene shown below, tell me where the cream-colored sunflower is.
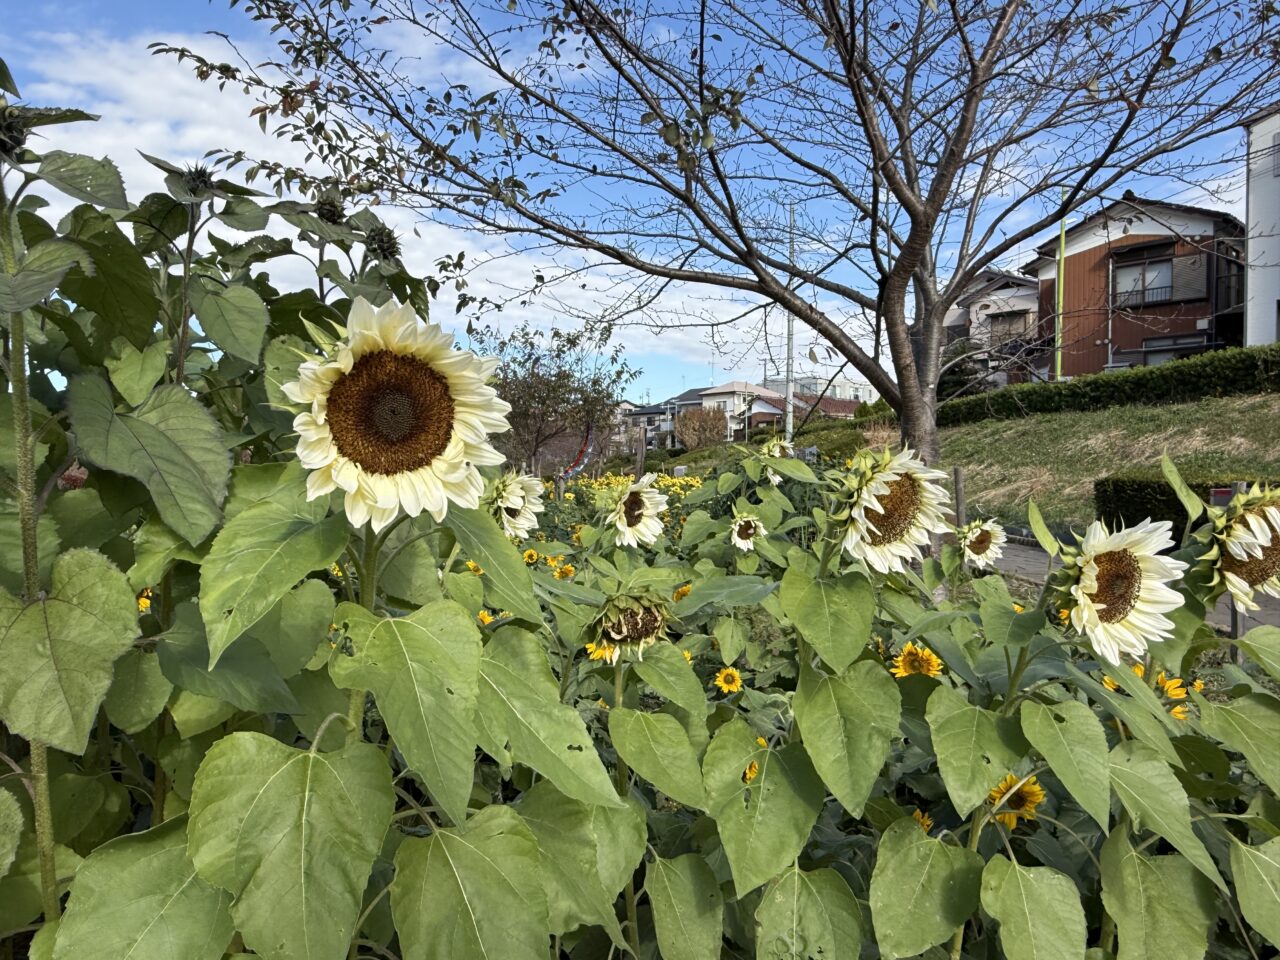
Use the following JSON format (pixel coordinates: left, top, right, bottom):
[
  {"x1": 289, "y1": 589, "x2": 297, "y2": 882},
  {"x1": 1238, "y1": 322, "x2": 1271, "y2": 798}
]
[
  {"x1": 283, "y1": 296, "x2": 511, "y2": 532},
  {"x1": 729, "y1": 511, "x2": 766, "y2": 552},
  {"x1": 957, "y1": 518, "x2": 1006, "y2": 570},
  {"x1": 1207, "y1": 484, "x2": 1280, "y2": 612},
  {"x1": 759, "y1": 436, "x2": 795, "y2": 486},
  {"x1": 606, "y1": 473, "x2": 668, "y2": 547},
  {"x1": 486, "y1": 470, "x2": 544, "y2": 540},
  {"x1": 836, "y1": 448, "x2": 951, "y2": 574},
  {"x1": 1065, "y1": 519, "x2": 1187, "y2": 665}
]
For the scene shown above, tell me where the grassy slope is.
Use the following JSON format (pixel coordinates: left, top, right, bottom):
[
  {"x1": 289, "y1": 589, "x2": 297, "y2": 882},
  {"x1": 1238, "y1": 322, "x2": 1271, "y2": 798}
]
[{"x1": 941, "y1": 393, "x2": 1280, "y2": 530}]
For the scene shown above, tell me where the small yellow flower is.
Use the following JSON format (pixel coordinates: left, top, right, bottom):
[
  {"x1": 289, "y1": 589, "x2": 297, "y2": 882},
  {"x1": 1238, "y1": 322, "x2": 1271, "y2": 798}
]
[
  {"x1": 987, "y1": 773, "x2": 1046, "y2": 831},
  {"x1": 329, "y1": 563, "x2": 344, "y2": 579},
  {"x1": 585, "y1": 640, "x2": 618, "y2": 663},
  {"x1": 1103, "y1": 661, "x2": 1146, "y2": 692},
  {"x1": 673, "y1": 583, "x2": 692, "y2": 602},
  {"x1": 564, "y1": 492, "x2": 575, "y2": 500},
  {"x1": 1057, "y1": 608, "x2": 1070, "y2": 626},
  {"x1": 465, "y1": 559, "x2": 484, "y2": 576},
  {"x1": 523, "y1": 549, "x2": 540, "y2": 566},
  {"x1": 713, "y1": 666, "x2": 743, "y2": 694},
  {"x1": 1170, "y1": 704, "x2": 1191, "y2": 721},
  {"x1": 498, "y1": 610, "x2": 512, "y2": 619},
  {"x1": 554, "y1": 563, "x2": 576, "y2": 580},
  {"x1": 844, "y1": 457, "x2": 855, "y2": 470},
  {"x1": 913, "y1": 808, "x2": 934, "y2": 833},
  {"x1": 1102, "y1": 675, "x2": 1121, "y2": 692},
  {"x1": 1011, "y1": 602, "x2": 1025, "y2": 614},
  {"x1": 682, "y1": 649, "x2": 693, "y2": 664},
  {"x1": 1191, "y1": 678, "x2": 1205, "y2": 693},
  {"x1": 1155, "y1": 671, "x2": 1187, "y2": 700},
  {"x1": 136, "y1": 587, "x2": 153, "y2": 615},
  {"x1": 755, "y1": 736, "x2": 768, "y2": 748},
  {"x1": 544, "y1": 555, "x2": 561, "y2": 569},
  {"x1": 742, "y1": 760, "x2": 760, "y2": 785},
  {"x1": 890, "y1": 642, "x2": 944, "y2": 679},
  {"x1": 1132, "y1": 663, "x2": 1146, "y2": 679},
  {"x1": 596, "y1": 697, "x2": 610, "y2": 711},
  {"x1": 477, "y1": 610, "x2": 495, "y2": 626}
]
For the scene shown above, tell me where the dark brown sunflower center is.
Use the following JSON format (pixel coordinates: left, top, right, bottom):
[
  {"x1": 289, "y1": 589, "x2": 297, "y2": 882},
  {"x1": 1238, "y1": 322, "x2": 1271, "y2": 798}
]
[
  {"x1": 1222, "y1": 515, "x2": 1280, "y2": 587},
  {"x1": 867, "y1": 475, "x2": 922, "y2": 546},
  {"x1": 902, "y1": 651, "x2": 927, "y2": 673},
  {"x1": 737, "y1": 520, "x2": 757, "y2": 540},
  {"x1": 1006, "y1": 789, "x2": 1030, "y2": 811},
  {"x1": 1089, "y1": 549, "x2": 1142, "y2": 624},
  {"x1": 503, "y1": 505, "x2": 521, "y2": 518},
  {"x1": 325, "y1": 350, "x2": 455, "y2": 475},
  {"x1": 969, "y1": 529, "x2": 993, "y2": 555},
  {"x1": 622, "y1": 491, "x2": 646, "y2": 527},
  {"x1": 610, "y1": 607, "x2": 662, "y2": 643}
]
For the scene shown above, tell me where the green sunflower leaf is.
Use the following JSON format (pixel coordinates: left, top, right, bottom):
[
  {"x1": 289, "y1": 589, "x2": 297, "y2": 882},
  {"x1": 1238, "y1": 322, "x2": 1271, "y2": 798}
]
[
  {"x1": 104, "y1": 336, "x2": 170, "y2": 408},
  {"x1": 0, "y1": 548, "x2": 137, "y2": 754},
  {"x1": 329, "y1": 599, "x2": 482, "y2": 826},
  {"x1": 0, "y1": 791, "x2": 23, "y2": 881},
  {"x1": 0, "y1": 239, "x2": 92, "y2": 313},
  {"x1": 191, "y1": 283, "x2": 268, "y2": 363},
  {"x1": 632, "y1": 641, "x2": 706, "y2": 716},
  {"x1": 35, "y1": 151, "x2": 128, "y2": 209},
  {"x1": 391, "y1": 805, "x2": 548, "y2": 960},
  {"x1": 1237, "y1": 625, "x2": 1280, "y2": 683},
  {"x1": 1099, "y1": 831, "x2": 1215, "y2": 960},
  {"x1": 1197, "y1": 691, "x2": 1280, "y2": 798},
  {"x1": 980, "y1": 855, "x2": 1086, "y2": 960},
  {"x1": 926, "y1": 684, "x2": 1028, "y2": 817},
  {"x1": 0, "y1": 835, "x2": 82, "y2": 930},
  {"x1": 868, "y1": 816, "x2": 983, "y2": 960},
  {"x1": 646, "y1": 853, "x2": 724, "y2": 960},
  {"x1": 53, "y1": 817, "x2": 233, "y2": 960},
  {"x1": 69, "y1": 374, "x2": 231, "y2": 547},
  {"x1": 756, "y1": 864, "x2": 863, "y2": 960},
  {"x1": 444, "y1": 506, "x2": 542, "y2": 622},
  {"x1": 1229, "y1": 836, "x2": 1280, "y2": 947},
  {"x1": 57, "y1": 205, "x2": 159, "y2": 349},
  {"x1": 186, "y1": 732, "x2": 394, "y2": 960},
  {"x1": 609, "y1": 707, "x2": 706, "y2": 809},
  {"x1": 103, "y1": 648, "x2": 172, "y2": 734},
  {"x1": 1020, "y1": 700, "x2": 1111, "y2": 830},
  {"x1": 1160, "y1": 454, "x2": 1204, "y2": 525},
  {"x1": 794, "y1": 658, "x2": 901, "y2": 818},
  {"x1": 778, "y1": 551, "x2": 872, "y2": 672}
]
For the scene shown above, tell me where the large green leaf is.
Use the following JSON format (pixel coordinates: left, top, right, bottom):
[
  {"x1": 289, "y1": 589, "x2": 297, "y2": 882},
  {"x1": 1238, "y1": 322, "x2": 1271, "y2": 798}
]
[
  {"x1": 703, "y1": 720, "x2": 824, "y2": 895},
  {"x1": 103, "y1": 649, "x2": 172, "y2": 734},
  {"x1": 980, "y1": 855, "x2": 1085, "y2": 960},
  {"x1": 0, "y1": 791, "x2": 22, "y2": 880},
  {"x1": 0, "y1": 239, "x2": 91, "y2": 312},
  {"x1": 646, "y1": 853, "x2": 724, "y2": 960},
  {"x1": 1099, "y1": 831, "x2": 1215, "y2": 960},
  {"x1": 391, "y1": 805, "x2": 548, "y2": 960},
  {"x1": 755, "y1": 865, "x2": 862, "y2": 960},
  {"x1": 1199, "y1": 692, "x2": 1280, "y2": 798},
  {"x1": 514, "y1": 780, "x2": 645, "y2": 948},
  {"x1": 0, "y1": 501, "x2": 59, "y2": 596},
  {"x1": 104, "y1": 336, "x2": 170, "y2": 407},
  {"x1": 926, "y1": 684, "x2": 1026, "y2": 817},
  {"x1": 1020, "y1": 700, "x2": 1111, "y2": 830},
  {"x1": 793, "y1": 659, "x2": 900, "y2": 818},
  {"x1": 192, "y1": 283, "x2": 268, "y2": 362},
  {"x1": 778, "y1": 553, "x2": 872, "y2": 672},
  {"x1": 58, "y1": 206, "x2": 159, "y2": 348},
  {"x1": 186, "y1": 732, "x2": 394, "y2": 960},
  {"x1": 199, "y1": 481, "x2": 348, "y2": 664},
  {"x1": 868, "y1": 817, "x2": 983, "y2": 960},
  {"x1": 70, "y1": 375, "x2": 231, "y2": 546},
  {"x1": 53, "y1": 817, "x2": 232, "y2": 960},
  {"x1": 1107, "y1": 741, "x2": 1223, "y2": 888},
  {"x1": 973, "y1": 576, "x2": 1046, "y2": 647},
  {"x1": 0, "y1": 834, "x2": 82, "y2": 928},
  {"x1": 444, "y1": 506, "x2": 542, "y2": 622},
  {"x1": 245, "y1": 578, "x2": 334, "y2": 678},
  {"x1": 477, "y1": 628, "x2": 622, "y2": 808},
  {"x1": 329, "y1": 600, "x2": 481, "y2": 825},
  {"x1": 1237, "y1": 625, "x2": 1280, "y2": 682},
  {"x1": 633, "y1": 641, "x2": 706, "y2": 716},
  {"x1": 674, "y1": 574, "x2": 776, "y2": 616},
  {"x1": 36, "y1": 151, "x2": 127, "y2": 208},
  {"x1": 610, "y1": 707, "x2": 706, "y2": 809},
  {"x1": 1230, "y1": 836, "x2": 1280, "y2": 947},
  {"x1": 0, "y1": 548, "x2": 137, "y2": 753}
]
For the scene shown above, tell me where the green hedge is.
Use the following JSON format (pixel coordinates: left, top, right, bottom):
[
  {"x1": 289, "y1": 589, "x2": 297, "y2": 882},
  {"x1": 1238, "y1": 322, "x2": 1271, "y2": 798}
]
[
  {"x1": 938, "y1": 343, "x2": 1280, "y2": 427},
  {"x1": 1094, "y1": 467, "x2": 1278, "y2": 530}
]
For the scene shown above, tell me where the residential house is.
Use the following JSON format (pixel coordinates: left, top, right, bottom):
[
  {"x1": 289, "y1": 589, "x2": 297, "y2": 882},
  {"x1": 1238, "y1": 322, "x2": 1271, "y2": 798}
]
[
  {"x1": 700, "y1": 381, "x2": 786, "y2": 440},
  {"x1": 762, "y1": 374, "x2": 878, "y2": 404},
  {"x1": 1019, "y1": 195, "x2": 1245, "y2": 377},
  {"x1": 793, "y1": 393, "x2": 862, "y2": 420},
  {"x1": 941, "y1": 268, "x2": 1041, "y2": 386},
  {"x1": 622, "y1": 386, "x2": 711, "y2": 449},
  {"x1": 1245, "y1": 104, "x2": 1280, "y2": 347}
]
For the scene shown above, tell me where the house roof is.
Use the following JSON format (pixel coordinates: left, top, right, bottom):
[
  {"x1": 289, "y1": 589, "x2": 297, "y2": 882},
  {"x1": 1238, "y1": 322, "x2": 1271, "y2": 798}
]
[
  {"x1": 795, "y1": 393, "x2": 862, "y2": 416},
  {"x1": 954, "y1": 269, "x2": 1037, "y2": 307},
  {"x1": 668, "y1": 387, "x2": 709, "y2": 405},
  {"x1": 701, "y1": 380, "x2": 784, "y2": 399},
  {"x1": 1019, "y1": 194, "x2": 1246, "y2": 275},
  {"x1": 1242, "y1": 103, "x2": 1280, "y2": 128}
]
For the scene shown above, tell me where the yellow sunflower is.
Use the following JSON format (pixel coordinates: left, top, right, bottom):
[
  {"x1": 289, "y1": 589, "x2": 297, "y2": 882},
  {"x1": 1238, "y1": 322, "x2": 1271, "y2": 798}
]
[
  {"x1": 1102, "y1": 661, "x2": 1146, "y2": 692},
  {"x1": 136, "y1": 587, "x2": 153, "y2": 615},
  {"x1": 584, "y1": 640, "x2": 619, "y2": 664},
  {"x1": 890, "y1": 642, "x2": 944, "y2": 679},
  {"x1": 1169, "y1": 704, "x2": 1191, "y2": 721},
  {"x1": 713, "y1": 666, "x2": 743, "y2": 694},
  {"x1": 465, "y1": 559, "x2": 484, "y2": 576},
  {"x1": 987, "y1": 773, "x2": 1046, "y2": 831},
  {"x1": 672, "y1": 583, "x2": 692, "y2": 602},
  {"x1": 913, "y1": 808, "x2": 934, "y2": 833},
  {"x1": 553, "y1": 563, "x2": 576, "y2": 580},
  {"x1": 523, "y1": 548, "x2": 540, "y2": 566},
  {"x1": 477, "y1": 610, "x2": 495, "y2": 626},
  {"x1": 1156, "y1": 671, "x2": 1187, "y2": 700},
  {"x1": 742, "y1": 760, "x2": 760, "y2": 785}
]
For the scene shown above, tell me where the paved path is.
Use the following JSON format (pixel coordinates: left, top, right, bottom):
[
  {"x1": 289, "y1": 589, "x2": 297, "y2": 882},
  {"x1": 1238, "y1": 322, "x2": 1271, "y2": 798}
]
[{"x1": 994, "y1": 542, "x2": 1279, "y2": 632}]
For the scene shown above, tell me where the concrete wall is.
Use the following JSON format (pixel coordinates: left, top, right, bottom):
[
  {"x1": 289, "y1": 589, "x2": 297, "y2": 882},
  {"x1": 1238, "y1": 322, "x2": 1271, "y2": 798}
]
[{"x1": 1247, "y1": 110, "x2": 1280, "y2": 346}]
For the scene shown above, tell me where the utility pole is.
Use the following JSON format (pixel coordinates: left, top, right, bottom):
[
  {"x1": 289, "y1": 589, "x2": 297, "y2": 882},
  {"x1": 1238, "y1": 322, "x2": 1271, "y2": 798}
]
[
  {"x1": 785, "y1": 203, "x2": 796, "y2": 442},
  {"x1": 1055, "y1": 186, "x2": 1066, "y2": 381}
]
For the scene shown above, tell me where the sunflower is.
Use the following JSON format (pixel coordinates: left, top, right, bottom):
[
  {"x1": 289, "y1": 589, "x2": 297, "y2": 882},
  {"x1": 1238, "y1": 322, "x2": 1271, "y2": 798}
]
[
  {"x1": 730, "y1": 511, "x2": 766, "y2": 553},
  {"x1": 913, "y1": 809, "x2": 934, "y2": 833},
  {"x1": 584, "y1": 640, "x2": 619, "y2": 663},
  {"x1": 486, "y1": 471, "x2": 545, "y2": 540},
  {"x1": 1169, "y1": 704, "x2": 1191, "y2": 721},
  {"x1": 522, "y1": 548, "x2": 540, "y2": 566},
  {"x1": 553, "y1": 563, "x2": 576, "y2": 580},
  {"x1": 587, "y1": 586, "x2": 672, "y2": 664},
  {"x1": 1065, "y1": 519, "x2": 1187, "y2": 665},
  {"x1": 1206, "y1": 484, "x2": 1280, "y2": 612},
  {"x1": 836, "y1": 448, "x2": 951, "y2": 575},
  {"x1": 606, "y1": 473, "x2": 668, "y2": 547},
  {"x1": 681, "y1": 649, "x2": 693, "y2": 663},
  {"x1": 1102, "y1": 661, "x2": 1145, "y2": 692},
  {"x1": 890, "y1": 641, "x2": 943, "y2": 679},
  {"x1": 477, "y1": 610, "x2": 496, "y2": 626},
  {"x1": 713, "y1": 666, "x2": 743, "y2": 694},
  {"x1": 283, "y1": 296, "x2": 511, "y2": 533},
  {"x1": 957, "y1": 519, "x2": 1006, "y2": 570},
  {"x1": 759, "y1": 437, "x2": 795, "y2": 486},
  {"x1": 1156, "y1": 671, "x2": 1187, "y2": 700},
  {"x1": 465, "y1": 559, "x2": 484, "y2": 576},
  {"x1": 742, "y1": 760, "x2": 760, "y2": 785},
  {"x1": 672, "y1": 583, "x2": 692, "y2": 602},
  {"x1": 987, "y1": 773, "x2": 1046, "y2": 831},
  {"x1": 136, "y1": 587, "x2": 153, "y2": 615}
]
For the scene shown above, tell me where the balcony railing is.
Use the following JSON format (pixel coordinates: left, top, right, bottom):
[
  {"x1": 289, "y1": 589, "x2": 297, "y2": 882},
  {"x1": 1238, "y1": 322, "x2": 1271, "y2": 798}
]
[{"x1": 1112, "y1": 285, "x2": 1173, "y2": 308}]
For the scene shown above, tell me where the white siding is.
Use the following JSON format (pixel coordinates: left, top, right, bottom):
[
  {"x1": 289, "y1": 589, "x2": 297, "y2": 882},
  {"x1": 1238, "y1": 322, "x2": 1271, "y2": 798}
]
[{"x1": 1247, "y1": 110, "x2": 1280, "y2": 346}]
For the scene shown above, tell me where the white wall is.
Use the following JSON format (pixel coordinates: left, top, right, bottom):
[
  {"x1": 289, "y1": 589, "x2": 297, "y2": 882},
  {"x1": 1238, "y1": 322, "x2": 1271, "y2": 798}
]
[{"x1": 1247, "y1": 110, "x2": 1280, "y2": 346}]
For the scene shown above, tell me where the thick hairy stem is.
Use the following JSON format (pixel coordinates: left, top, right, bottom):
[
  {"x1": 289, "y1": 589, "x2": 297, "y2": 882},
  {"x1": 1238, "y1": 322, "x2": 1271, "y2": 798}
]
[
  {"x1": 949, "y1": 812, "x2": 986, "y2": 960},
  {"x1": 346, "y1": 526, "x2": 381, "y2": 744},
  {"x1": 614, "y1": 663, "x2": 641, "y2": 958},
  {"x1": 28, "y1": 743, "x2": 60, "y2": 921}
]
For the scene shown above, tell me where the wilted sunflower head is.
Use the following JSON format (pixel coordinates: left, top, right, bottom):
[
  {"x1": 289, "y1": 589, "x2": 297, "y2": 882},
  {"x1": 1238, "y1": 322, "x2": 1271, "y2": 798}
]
[
  {"x1": 315, "y1": 192, "x2": 347, "y2": 225},
  {"x1": 835, "y1": 448, "x2": 951, "y2": 575},
  {"x1": 729, "y1": 511, "x2": 765, "y2": 552},
  {"x1": 0, "y1": 105, "x2": 29, "y2": 157},
  {"x1": 282, "y1": 296, "x2": 511, "y2": 532},
  {"x1": 364, "y1": 223, "x2": 402, "y2": 260},
  {"x1": 1202, "y1": 484, "x2": 1280, "y2": 612},
  {"x1": 181, "y1": 164, "x2": 216, "y2": 197},
  {"x1": 587, "y1": 586, "x2": 673, "y2": 663}
]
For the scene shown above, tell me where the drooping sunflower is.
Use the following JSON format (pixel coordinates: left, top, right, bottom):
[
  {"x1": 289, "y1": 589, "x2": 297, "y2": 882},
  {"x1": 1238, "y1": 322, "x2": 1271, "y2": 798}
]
[
  {"x1": 730, "y1": 511, "x2": 766, "y2": 553},
  {"x1": 1205, "y1": 484, "x2": 1280, "y2": 612},
  {"x1": 606, "y1": 473, "x2": 668, "y2": 548},
  {"x1": 585, "y1": 586, "x2": 673, "y2": 664},
  {"x1": 836, "y1": 448, "x2": 951, "y2": 575},
  {"x1": 987, "y1": 773, "x2": 1046, "y2": 831},
  {"x1": 486, "y1": 470, "x2": 545, "y2": 540},
  {"x1": 283, "y1": 296, "x2": 511, "y2": 533},
  {"x1": 1065, "y1": 519, "x2": 1187, "y2": 665},
  {"x1": 890, "y1": 641, "x2": 944, "y2": 679},
  {"x1": 957, "y1": 518, "x2": 1007, "y2": 570},
  {"x1": 759, "y1": 436, "x2": 795, "y2": 486}
]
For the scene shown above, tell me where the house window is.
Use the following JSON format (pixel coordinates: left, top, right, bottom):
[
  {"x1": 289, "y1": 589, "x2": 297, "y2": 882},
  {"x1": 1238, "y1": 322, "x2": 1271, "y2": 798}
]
[{"x1": 1114, "y1": 260, "x2": 1173, "y2": 307}]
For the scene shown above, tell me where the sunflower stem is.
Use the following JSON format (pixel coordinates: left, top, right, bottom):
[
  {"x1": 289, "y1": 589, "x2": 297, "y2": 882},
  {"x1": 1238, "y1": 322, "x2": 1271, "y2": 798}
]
[
  {"x1": 346, "y1": 525, "x2": 382, "y2": 745},
  {"x1": 815, "y1": 516, "x2": 840, "y2": 579},
  {"x1": 613, "y1": 662, "x2": 642, "y2": 958},
  {"x1": 1002, "y1": 648, "x2": 1030, "y2": 715},
  {"x1": 949, "y1": 811, "x2": 986, "y2": 960}
]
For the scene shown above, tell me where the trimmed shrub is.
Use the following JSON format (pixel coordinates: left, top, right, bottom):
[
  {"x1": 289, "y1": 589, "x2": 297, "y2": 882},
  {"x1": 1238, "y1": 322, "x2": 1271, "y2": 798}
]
[
  {"x1": 938, "y1": 344, "x2": 1280, "y2": 427},
  {"x1": 1094, "y1": 466, "x2": 1279, "y2": 529}
]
